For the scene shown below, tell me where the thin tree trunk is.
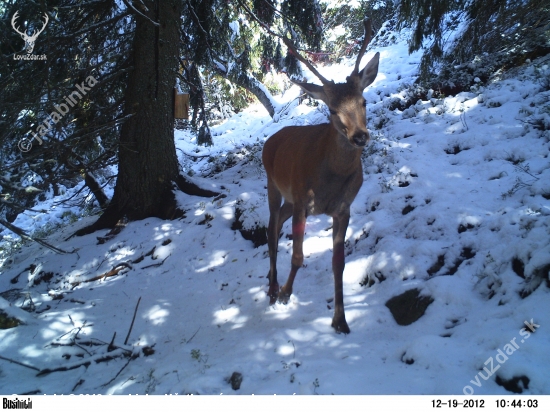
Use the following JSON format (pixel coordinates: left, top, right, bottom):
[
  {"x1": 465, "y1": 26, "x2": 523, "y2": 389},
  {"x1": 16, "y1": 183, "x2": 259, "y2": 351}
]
[
  {"x1": 213, "y1": 64, "x2": 276, "y2": 118},
  {"x1": 83, "y1": 172, "x2": 109, "y2": 209}
]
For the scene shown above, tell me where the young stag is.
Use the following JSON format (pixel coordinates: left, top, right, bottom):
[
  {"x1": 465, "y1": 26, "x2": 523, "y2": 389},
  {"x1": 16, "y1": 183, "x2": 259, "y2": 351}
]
[{"x1": 262, "y1": 19, "x2": 379, "y2": 334}]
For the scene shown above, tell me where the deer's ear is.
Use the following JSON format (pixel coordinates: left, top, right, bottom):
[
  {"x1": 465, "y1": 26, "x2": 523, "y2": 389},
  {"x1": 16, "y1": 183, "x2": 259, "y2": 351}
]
[
  {"x1": 359, "y1": 52, "x2": 380, "y2": 89},
  {"x1": 292, "y1": 81, "x2": 328, "y2": 103}
]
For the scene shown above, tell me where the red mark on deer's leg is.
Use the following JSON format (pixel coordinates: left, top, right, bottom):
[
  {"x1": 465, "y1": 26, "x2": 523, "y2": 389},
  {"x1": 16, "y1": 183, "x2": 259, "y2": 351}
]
[
  {"x1": 293, "y1": 221, "x2": 306, "y2": 235},
  {"x1": 332, "y1": 247, "x2": 345, "y2": 267}
]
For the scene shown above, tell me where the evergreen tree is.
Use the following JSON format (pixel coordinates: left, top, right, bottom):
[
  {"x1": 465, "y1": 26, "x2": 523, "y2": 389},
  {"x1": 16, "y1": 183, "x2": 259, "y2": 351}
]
[
  {"x1": 397, "y1": 0, "x2": 550, "y2": 88},
  {"x1": 76, "y1": 0, "x2": 219, "y2": 234},
  {"x1": 1, "y1": 0, "x2": 360, "y2": 236},
  {"x1": 0, "y1": 1, "x2": 131, "y2": 225}
]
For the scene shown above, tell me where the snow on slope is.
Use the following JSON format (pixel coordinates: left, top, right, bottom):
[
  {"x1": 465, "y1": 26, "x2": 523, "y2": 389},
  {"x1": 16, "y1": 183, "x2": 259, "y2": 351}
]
[{"x1": 1, "y1": 31, "x2": 549, "y2": 396}]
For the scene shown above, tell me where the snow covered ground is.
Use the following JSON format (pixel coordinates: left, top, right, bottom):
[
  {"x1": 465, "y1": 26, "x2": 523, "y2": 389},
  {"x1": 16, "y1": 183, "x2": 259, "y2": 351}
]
[{"x1": 1, "y1": 29, "x2": 549, "y2": 396}]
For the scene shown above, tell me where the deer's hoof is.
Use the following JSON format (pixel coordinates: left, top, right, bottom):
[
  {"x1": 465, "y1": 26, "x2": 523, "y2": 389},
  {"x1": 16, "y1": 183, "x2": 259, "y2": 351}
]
[
  {"x1": 277, "y1": 290, "x2": 291, "y2": 305},
  {"x1": 332, "y1": 318, "x2": 350, "y2": 334},
  {"x1": 267, "y1": 282, "x2": 279, "y2": 305}
]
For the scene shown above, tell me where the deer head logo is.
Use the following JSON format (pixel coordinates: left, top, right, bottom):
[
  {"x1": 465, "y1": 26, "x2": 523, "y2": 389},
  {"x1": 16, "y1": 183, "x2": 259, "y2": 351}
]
[{"x1": 11, "y1": 11, "x2": 49, "y2": 54}]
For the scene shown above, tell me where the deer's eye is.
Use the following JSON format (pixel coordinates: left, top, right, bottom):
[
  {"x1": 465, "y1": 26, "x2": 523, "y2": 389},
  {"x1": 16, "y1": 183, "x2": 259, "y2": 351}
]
[{"x1": 329, "y1": 109, "x2": 337, "y2": 115}]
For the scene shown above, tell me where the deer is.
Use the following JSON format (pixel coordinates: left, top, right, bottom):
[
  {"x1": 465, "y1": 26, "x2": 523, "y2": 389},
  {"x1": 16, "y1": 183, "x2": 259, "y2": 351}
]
[
  {"x1": 11, "y1": 11, "x2": 49, "y2": 54},
  {"x1": 262, "y1": 19, "x2": 379, "y2": 334}
]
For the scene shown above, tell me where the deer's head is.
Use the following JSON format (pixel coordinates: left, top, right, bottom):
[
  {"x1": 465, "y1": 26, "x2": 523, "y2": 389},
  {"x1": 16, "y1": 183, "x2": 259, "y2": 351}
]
[
  {"x1": 11, "y1": 11, "x2": 49, "y2": 54},
  {"x1": 293, "y1": 53, "x2": 379, "y2": 148},
  {"x1": 287, "y1": 19, "x2": 379, "y2": 149}
]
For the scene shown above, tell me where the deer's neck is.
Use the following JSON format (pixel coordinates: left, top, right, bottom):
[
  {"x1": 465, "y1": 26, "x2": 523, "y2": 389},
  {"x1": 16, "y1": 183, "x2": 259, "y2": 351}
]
[{"x1": 325, "y1": 125, "x2": 362, "y2": 176}]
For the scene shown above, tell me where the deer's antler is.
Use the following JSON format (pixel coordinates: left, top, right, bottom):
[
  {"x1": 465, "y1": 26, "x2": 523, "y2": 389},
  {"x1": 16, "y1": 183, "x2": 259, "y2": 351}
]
[
  {"x1": 27, "y1": 13, "x2": 49, "y2": 41},
  {"x1": 236, "y1": 0, "x2": 330, "y2": 84},
  {"x1": 353, "y1": 19, "x2": 373, "y2": 75},
  {"x1": 282, "y1": 36, "x2": 331, "y2": 85},
  {"x1": 11, "y1": 11, "x2": 26, "y2": 37}
]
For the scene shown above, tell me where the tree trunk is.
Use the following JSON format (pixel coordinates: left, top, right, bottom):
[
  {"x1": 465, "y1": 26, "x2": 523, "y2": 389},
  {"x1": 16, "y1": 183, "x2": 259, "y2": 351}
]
[
  {"x1": 111, "y1": 0, "x2": 181, "y2": 221},
  {"x1": 75, "y1": 0, "x2": 217, "y2": 236}
]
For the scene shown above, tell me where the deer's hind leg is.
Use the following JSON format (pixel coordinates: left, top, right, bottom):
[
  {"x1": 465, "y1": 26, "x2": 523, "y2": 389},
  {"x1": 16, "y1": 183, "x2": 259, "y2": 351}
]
[{"x1": 276, "y1": 201, "x2": 293, "y2": 235}]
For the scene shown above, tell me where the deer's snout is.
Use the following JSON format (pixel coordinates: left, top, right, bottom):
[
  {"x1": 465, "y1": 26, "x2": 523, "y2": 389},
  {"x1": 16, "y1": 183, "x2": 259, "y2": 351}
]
[{"x1": 351, "y1": 131, "x2": 369, "y2": 147}]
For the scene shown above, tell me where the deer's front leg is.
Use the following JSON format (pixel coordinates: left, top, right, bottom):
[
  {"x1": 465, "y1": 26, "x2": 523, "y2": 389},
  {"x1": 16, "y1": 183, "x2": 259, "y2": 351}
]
[
  {"x1": 331, "y1": 212, "x2": 351, "y2": 334},
  {"x1": 266, "y1": 180, "x2": 282, "y2": 304},
  {"x1": 278, "y1": 206, "x2": 306, "y2": 304}
]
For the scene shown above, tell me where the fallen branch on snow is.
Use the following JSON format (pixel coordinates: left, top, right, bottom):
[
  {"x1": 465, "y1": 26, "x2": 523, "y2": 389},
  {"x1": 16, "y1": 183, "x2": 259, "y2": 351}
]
[
  {"x1": 70, "y1": 262, "x2": 132, "y2": 287},
  {"x1": 0, "y1": 218, "x2": 74, "y2": 254}
]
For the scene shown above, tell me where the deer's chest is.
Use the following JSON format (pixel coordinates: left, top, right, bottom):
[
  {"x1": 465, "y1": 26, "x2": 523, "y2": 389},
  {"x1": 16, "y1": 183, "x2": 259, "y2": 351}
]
[{"x1": 306, "y1": 167, "x2": 363, "y2": 216}]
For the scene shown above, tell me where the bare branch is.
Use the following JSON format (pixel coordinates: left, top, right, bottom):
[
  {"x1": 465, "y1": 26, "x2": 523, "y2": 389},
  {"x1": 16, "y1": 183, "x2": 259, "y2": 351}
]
[
  {"x1": 124, "y1": 296, "x2": 141, "y2": 345},
  {"x1": 122, "y1": 0, "x2": 159, "y2": 26},
  {"x1": 0, "y1": 218, "x2": 73, "y2": 254},
  {"x1": 0, "y1": 355, "x2": 40, "y2": 372},
  {"x1": 186, "y1": 326, "x2": 201, "y2": 345}
]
